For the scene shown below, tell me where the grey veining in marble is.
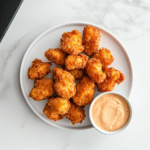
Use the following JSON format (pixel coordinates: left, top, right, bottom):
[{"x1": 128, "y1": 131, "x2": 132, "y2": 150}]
[
  {"x1": 0, "y1": 0, "x2": 150, "y2": 150},
  {"x1": 68, "y1": 0, "x2": 150, "y2": 40}
]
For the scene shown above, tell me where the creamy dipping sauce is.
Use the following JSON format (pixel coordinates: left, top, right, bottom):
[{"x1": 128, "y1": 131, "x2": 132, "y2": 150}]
[{"x1": 92, "y1": 94, "x2": 130, "y2": 131}]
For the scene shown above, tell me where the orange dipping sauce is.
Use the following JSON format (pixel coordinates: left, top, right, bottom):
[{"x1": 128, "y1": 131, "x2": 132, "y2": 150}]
[{"x1": 92, "y1": 94, "x2": 130, "y2": 131}]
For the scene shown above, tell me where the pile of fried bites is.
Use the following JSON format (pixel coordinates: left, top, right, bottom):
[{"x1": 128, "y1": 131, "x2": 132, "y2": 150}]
[{"x1": 27, "y1": 26, "x2": 125, "y2": 125}]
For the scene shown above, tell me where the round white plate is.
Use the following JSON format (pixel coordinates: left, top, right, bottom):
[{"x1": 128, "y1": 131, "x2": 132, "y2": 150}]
[{"x1": 20, "y1": 22, "x2": 133, "y2": 130}]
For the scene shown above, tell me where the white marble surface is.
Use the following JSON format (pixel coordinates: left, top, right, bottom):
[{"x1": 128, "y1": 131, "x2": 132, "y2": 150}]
[{"x1": 0, "y1": 0, "x2": 150, "y2": 149}]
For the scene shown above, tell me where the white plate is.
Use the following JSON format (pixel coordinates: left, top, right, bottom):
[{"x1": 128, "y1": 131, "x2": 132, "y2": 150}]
[{"x1": 20, "y1": 22, "x2": 133, "y2": 130}]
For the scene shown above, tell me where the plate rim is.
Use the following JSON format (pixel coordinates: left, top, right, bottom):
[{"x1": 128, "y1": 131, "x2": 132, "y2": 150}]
[{"x1": 20, "y1": 21, "x2": 134, "y2": 130}]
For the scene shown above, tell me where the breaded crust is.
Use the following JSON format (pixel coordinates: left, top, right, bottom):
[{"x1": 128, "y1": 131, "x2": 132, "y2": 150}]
[
  {"x1": 65, "y1": 101, "x2": 86, "y2": 125},
  {"x1": 105, "y1": 68, "x2": 125, "y2": 84},
  {"x1": 52, "y1": 67, "x2": 76, "y2": 99},
  {"x1": 86, "y1": 58, "x2": 106, "y2": 83},
  {"x1": 45, "y1": 48, "x2": 67, "y2": 65},
  {"x1": 97, "y1": 67, "x2": 125, "y2": 92},
  {"x1": 28, "y1": 58, "x2": 51, "y2": 80},
  {"x1": 65, "y1": 68, "x2": 85, "y2": 80},
  {"x1": 48, "y1": 97, "x2": 71, "y2": 115},
  {"x1": 97, "y1": 79, "x2": 116, "y2": 92},
  {"x1": 93, "y1": 47, "x2": 114, "y2": 71},
  {"x1": 43, "y1": 104, "x2": 63, "y2": 121},
  {"x1": 73, "y1": 76, "x2": 95, "y2": 106},
  {"x1": 29, "y1": 78, "x2": 54, "y2": 101},
  {"x1": 65, "y1": 54, "x2": 88, "y2": 70},
  {"x1": 83, "y1": 26, "x2": 101, "y2": 56},
  {"x1": 60, "y1": 30, "x2": 84, "y2": 55}
]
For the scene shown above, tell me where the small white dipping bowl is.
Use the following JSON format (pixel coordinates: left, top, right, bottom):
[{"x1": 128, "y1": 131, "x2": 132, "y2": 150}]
[{"x1": 89, "y1": 92, "x2": 132, "y2": 135}]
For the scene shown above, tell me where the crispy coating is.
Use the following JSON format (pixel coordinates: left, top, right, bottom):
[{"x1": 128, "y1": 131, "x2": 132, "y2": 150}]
[
  {"x1": 97, "y1": 67, "x2": 125, "y2": 92},
  {"x1": 73, "y1": 76, "x2": 95, "y2": 106},
  {"x1": 83, "y1": 26, "x2": 101, "y2": 56},
  {"x1": 52, "y1": 67, "x2": 76, "y2": 99},
  {"x1": 65, "y1": 101, "x2": 86, "y2": 125},
  {"x1": 65, "y1": 54, "x2": 88, "y2": 70},
  {"x1": 86, "y1": 58, "x2": 106, "y2": 83},
  {"x1": 29, "y1": 78, "x2": 54, "y2": 101},
  {"x1": 45, "y1": 48, "x2": 67, "y2": 65},
  {"x1": 48, "y1": 97, "x2": 71, "y2": 115},
  {"x1": 60, "y1": 29, "x2": 84, "y2": 55},
  {"x1": 28, "y1": 58, "x2": 51, "y2": 80},
  {"x1": 43, "y1": 104, "x2": 63, "y2": 121},
  {"x1": 93, "y1": 47, "x2": 114, "y2": 71},
  {"x1": 65, "y1": 69, "x2": 85, "y2": 80},
  {"x1": 97, "y1": 79, "x2": 116, "y2": 92}
]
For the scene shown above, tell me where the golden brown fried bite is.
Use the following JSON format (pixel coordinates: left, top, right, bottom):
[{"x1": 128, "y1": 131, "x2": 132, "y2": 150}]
[
  {"x1": 29, "y1": 78, "x2": 54, "y2": 101},
  {"x1": 60, "y1": 30, "x2": 84, "y2": 55},
  {"x1": 97, "y1": 79, "x2": 115, "y2": 92},
  {"x1": 65, "y1": 101, "x2": 86, "y2": 125},
  {"x1": 86, "y1": 58, "x2": 106, "y2": 83},
  {"x1": 65, "y1": 69, "x2": 85, "y2": 80},
  {"x1": 52, "y1": 67, "x2": 76, "y2": 99},
  {"x1": 73, "y1": 76, "x2": 95, "y2": 106},
  {"x1": 28, "y1": 58, "x2": 51, "y2": 80},
  {"x1": 83, "y1": 26, "x2": 101, "y2": 56},
  {"x1": 48, "y1": 97, "x2": 71, "y2": 115},
  {"x1": 97, "y1": 67, "x2": 125, "y2": 92},
  {"x1": 43, "y1": 104, "x2": 63, "y2": 121},
  {"x1": 45, "y1": 48, "x2": 67, "y2": 65},
  {"x1": 65, "y1": 54, "x2": 88, "y2": 70},
  {"x1": 93, "y1": 47, "x2": 114, "y2": 71}
]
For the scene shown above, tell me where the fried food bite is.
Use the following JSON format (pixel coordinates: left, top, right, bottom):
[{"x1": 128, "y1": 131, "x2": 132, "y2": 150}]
[
  {"x1": 28, "y1": 58, "x2": 51, "y2": 80},
  {"x1": 65, "y1": 101, "x2": 86, "y2": 125},
  {"x1": 97, "y1": 67, "x2": 125, "y2": 92},
  {"x1": 48, "y1": 97, "x2": 71, "y2": 115},
  {"x1": 29, "y1": 78, "x2": 54, "y2": 101},
  {"x1": 65, "y1": 54, "x2": 88, "y2": 70},
  {"x1": 86, "y1": 58, "x2": 106, "y2": 83},
  {"x1": 93, "y1": 47, "x2": 114, "y2": 71},
  {"x1": 65, "y1": 69, "x2": 85, "y2": 80},
  {"x1": 45, "y1": 48, "x2": 67, "y2": 65},
  {"x1": 43, "y1": 104, "x2": 63, "y2": 121},
  {"x1": 52, "y1": 67, "x2": 76, "y2": 99},
  {"x1": 73, "y1": 76, "x2": 95, "y2": 106},
  {"x1": 60, "y1": 29, "x2": 84, "y2": 55},
  {"x1": 82, "y1": 26, "x2": 101, "y2": 56}
]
